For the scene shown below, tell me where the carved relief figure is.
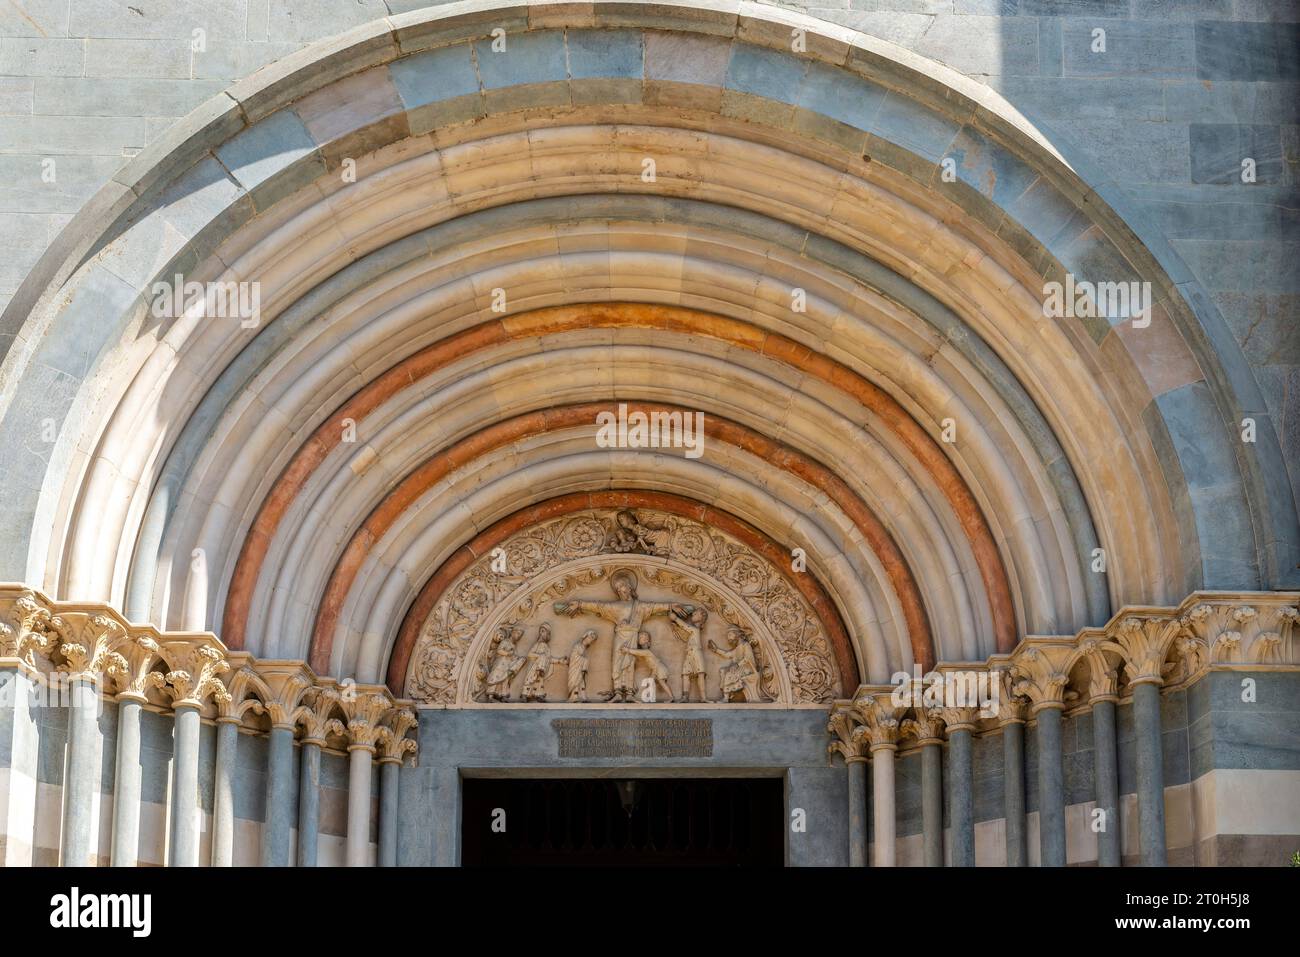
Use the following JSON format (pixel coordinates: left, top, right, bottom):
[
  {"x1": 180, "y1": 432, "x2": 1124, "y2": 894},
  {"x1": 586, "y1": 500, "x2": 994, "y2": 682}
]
[
  {"x1": 710, "y1": 626, "x2": 765, "y2": 702},
  {"x1": 669, "y1": 606, "x2": 710, "y2": 703},
  {"x1": 566, "y1": 629, "x2": 598, "y2": 702},
  {"x1": 624, "y1": 630, "x2": 675, "y2": 702},
  {"x1": 484, "y1": 625, "x2": 526, "y2": 702},
  {"x1": 611, "y1": 509, "x2": 671, "y2": 555},
  {"x1": 554, "y1": 570, "x2": 682, "y2": 703},
  {"x1": 520, "y1": 623, "x2": 560, "y2": 703}
]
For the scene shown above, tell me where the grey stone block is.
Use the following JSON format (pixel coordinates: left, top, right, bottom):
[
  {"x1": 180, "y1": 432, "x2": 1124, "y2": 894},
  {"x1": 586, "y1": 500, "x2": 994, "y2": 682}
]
[
  {"x1": 0, "y1": 37, "x2": 85, "y2": 76},
  {"x1": 915, "y1": 14, "x2": 1040, "y2": 78},
  {"x1": 266, "y1": 0, "x2": 391, "y2": 44},
  {"x1": 1064, "y1": 20, "x2": 1196, "y2": 79},
  {"x1": 70, "y1": 0, "x2": 249, "y2": 41},
  {"x1": 85, "y1": 38, "x2": 191, "y2": 79},
  {"x1": 566, "y1": 28, "x2": 643, "y2": 79},
  {"x1": 1021, "y1": 0, "x2": 1129, "y2": 13},
  {"x1": 193, "y1": 40, "x2": 302, "y2": 81},
  {"x1": 0, "y1": 0, "x2": 68, "y2": 38},
  {"x1": 725, "y1": 41, "x2": 807, "y2": 103},
  {"x1": 1196, "y1": 20, "x2": 1300, "y2": 81},
  {"x1": 34, "y1": 77, "x2": 227, "y2": 118},
  {"x1": 1190, "y1": 123, "x2": 1283, "y2": 184},
  {"x1": 215, "y1": 108, "x2": 323, "y2": 210},
  {"x1": 474, "y1": 29, "x2": 566, "y2": 88},
  {"x1": 1133, "y1": 0, "x2": 1233, "y2": 18}
]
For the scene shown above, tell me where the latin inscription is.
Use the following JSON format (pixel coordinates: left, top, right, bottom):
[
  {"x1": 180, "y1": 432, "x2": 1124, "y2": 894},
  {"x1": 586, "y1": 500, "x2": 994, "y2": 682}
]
[{"x1": 552, "y1": 718, "x2": 714, "y2": 758}]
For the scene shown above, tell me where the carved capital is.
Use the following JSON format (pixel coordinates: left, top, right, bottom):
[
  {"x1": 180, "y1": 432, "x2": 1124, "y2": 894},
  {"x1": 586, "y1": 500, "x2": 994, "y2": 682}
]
[
  {"x1": 1105, "y1": 615, "x2": 1184, "y2": 688},
  {"x1": 257, "y1": 665, "x2": 314, "y2": 730},
  {"x1": 0, "y1": 589, "x2": 59, "y2": 668},
  {"x1": 1009, "y1": 643, "x2": 1076, "y2": 713},
  {"x1": 1178, "y1": 601, "x2": 1300, "y2": 668},
  {"x1": 990, "y1": 668, "x2": 1028, "y2": 725},
  {"x1": 850, "y1": 693, "x2": 903, "y2": 752},
  {"x1": 155, "y1": 640, "x2": 232, "y2": 710},
  {"x1": 296, "y1": 686, "x2": 344, "y2": 745},
  {"x1": 111, "y1": 635, "x2": 161, "y2": 703},
  {"x1": 935, "y1": 706, "x2": 981, "y2": 735},
  {"x1": 378, "y1": 709, "x2": 419, "y2": 764},
  {"x1": 216, "y1": 666, "x2": 269, "y2": 723},
  {"x1": 343, "y1": 692, "x2": 393, "y2": 751},
  {"x1": 1076, "y1": 637, "x2": 1121, "y2": 703},
  {"x1": 826, "y1": 703, "x2": 866, "y2": 762},
  {"x1": 50, "y1": 613, "x2": 127, "y2": 688},
  {"x1": 900, "y1": 707, "x2": 945, "y2": 745}
]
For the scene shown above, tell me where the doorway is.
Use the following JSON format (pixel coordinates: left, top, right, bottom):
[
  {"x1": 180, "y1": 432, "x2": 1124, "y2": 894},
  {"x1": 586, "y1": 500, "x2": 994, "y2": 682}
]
[{"x1": 460, "y1": 777, "x2": 784, "y2": 867}]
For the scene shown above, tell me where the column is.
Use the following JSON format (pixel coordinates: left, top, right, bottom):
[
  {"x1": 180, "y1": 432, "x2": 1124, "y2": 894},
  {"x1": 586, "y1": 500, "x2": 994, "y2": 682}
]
[
  {"x1": 827, "y1": 706, "x2": 868, "y2": 867},
  {"x1": 1036, "y1": 705, "x2": 1067, "y2": 867},
  {"x1": 1002, "y1": 720, "x2": 1027, "y2": 867},
  {"x1": 941, "y1": 708, "x2": 979, "y2": 868},
  {"x1": 902, "y1": 709, "x2": 945, "y2": 868},
  {"x1": 156, "y1": 641, "x2": 230, "y2": 868},
  {"x1": 1133, "y1": 681, "x2": 1166, "y2": 866},
  {"x1": 109, "y1": 636, "x2": 158, "y2": 868},
  {"x1": 853, "y1": 694, "x2": 902, "y2": 868},
  {"x1": 1092, "y1": 698, "x2": 1121, "y2": 866},
  {"x1": 60, "y1": 673, "x2": 101, "y2": 867},
  {"x1": 260, "y1": 723, "x2": 296, "y2": 867},
  {"x1": 346, "y1": 742, "x2": 374, "y2": 867},
  {"x1": 210, "y1": 717, "x2": 239, "y2": 867},
  {"x1": 169, "y1": 704, "x2": 201, "y2": 867},
  {"x1": 109, "y1": 696, "x2": 144, "y2": 867},
  {"x1": 297, "y1": 738, "x2": 322, "y2": 867},
  {"x1": 378, "y1": 758, "x2": 400, "y2": 867}
]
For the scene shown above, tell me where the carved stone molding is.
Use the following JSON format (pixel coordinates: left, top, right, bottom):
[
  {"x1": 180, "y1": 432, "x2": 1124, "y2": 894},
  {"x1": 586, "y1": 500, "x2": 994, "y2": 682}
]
[{"x1": 406, "y1": 509, "x2": 840, "y2": 706}]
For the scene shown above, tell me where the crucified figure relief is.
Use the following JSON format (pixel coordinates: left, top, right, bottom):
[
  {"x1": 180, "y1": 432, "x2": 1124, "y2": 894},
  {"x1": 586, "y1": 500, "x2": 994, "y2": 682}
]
[{"x1": 554, "y1": 569, "x2": 690, "y2": 702}]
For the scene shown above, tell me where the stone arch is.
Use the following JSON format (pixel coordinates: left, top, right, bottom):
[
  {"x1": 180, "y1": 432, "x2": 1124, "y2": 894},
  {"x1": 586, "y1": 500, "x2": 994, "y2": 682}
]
[{"x1": 0, "y1": 2, "x2": 1289, "y2": 693}]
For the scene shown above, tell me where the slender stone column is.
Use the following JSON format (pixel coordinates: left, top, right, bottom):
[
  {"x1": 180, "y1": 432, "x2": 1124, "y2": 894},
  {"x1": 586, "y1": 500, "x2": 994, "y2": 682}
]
[
  {"x1": 1010, "y1": 645, "x2": 1073, "y2": 867},
  {"x1": 297, "y1": 739, "x2": 322, "y2": 867},
  {"x1": 260, "y1": 724, "x2": 296, "y2": 867},
  {"x1": 110, "y1": 697, "x2": 144, "y2": 867},
  {"x1": 170, "y1": 704, "x2": 201, "y2": 867},
  {"x1": 210, "y1": 717, "x2": 239, "y2": 867},
  {"x1": 346, "y1": 742, "x2": 374, "y2": 867},
  {"x1": 902, "y1": 709, "x2": 945, "y2": 867},
  {"x1": 827, "y1": 705, "x2": 869, "y2": 867},
  {"x1": 60, "y1": 674, "x2": 101, "y2": 867},
  {"x1": 1092, "y1": 698, "x2": 1121, "y2": 866},
  {"x1": 109, "y1": 635, "x2": 158, "y2": 868},
  {"x1": 1002, "y1": 720, "x2": 1027, "y2": 867},
  {"x1": 853, "y1": 693, "x2": 902, "y2": 867},
  {"x1": 378, "y1": 758, "x2": 400, "y2": 867},
  {"x1": 1035, "y1": 705, "x2": 1067, "y2": 867},
  {"x1": 154, "y1": 641, "x2": 231, "y2": 868},
  {"x1": 940, "y1": 707, "x2": 981, "y2": 868},
  {"x1": 845, "y1": 758, "x2": 868, "y2": 867},
  {"x1": 1132, "y1": 682, "x2": 1166, "y2": 866}
]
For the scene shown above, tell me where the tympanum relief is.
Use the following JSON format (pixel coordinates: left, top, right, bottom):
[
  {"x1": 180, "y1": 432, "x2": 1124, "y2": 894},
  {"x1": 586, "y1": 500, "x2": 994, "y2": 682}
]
[{"x1": 405, "y1": 509, "x2": 840, "y2": 706}]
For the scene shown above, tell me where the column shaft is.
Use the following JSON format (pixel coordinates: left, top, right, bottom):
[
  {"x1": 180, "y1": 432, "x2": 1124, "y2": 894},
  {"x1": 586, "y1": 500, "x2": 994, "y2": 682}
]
[
  {"x1": 1092, "y1": 699, "x2": 1121, "y2": 867},
  {"x1": 346, "y1": 746, "x2": 373, "y2": 866},
  {"x1": 948, "y1": 729, "x2": 975, "y2": 866},
  {"x1": 110, "y1": 697, "x2": 143, "y2": 867},
  {"x1": 870, "y1": 746, "x2": 896, "y2": 867},
  {"x1": 210, "y1": 718, "x2": 238, "y2": 867},
  {"x1": 921, "y1": 742, "x2": 943, "y2": 867},
  {"x1": 60, "y1": 676, "x2": 100, "y2": 867},
  {"x1": 846, "y1": 757, "x2": 868, "y2": 867},
  {"x1": 1003, "y1": 721, "x2": 1027, "y2": 867},
  {"x1": 1133, "y1": 682, "x2": 1167, "y2": 866},
  {"x1": 1036, "y1": 706, "x2": 1067, "y2": 867},
  {"x1": 169, "y1": 704, "x2": 201, "y2": 867},
  {"x1": 297, "y1": 741, "x2": 321, "y2": 867},
  {"x1": 378, "y1": 760, "x2": 400, "y2": 867},
  {"x1": 260, "y1": 725, "x2": 295, "y2": 867}
]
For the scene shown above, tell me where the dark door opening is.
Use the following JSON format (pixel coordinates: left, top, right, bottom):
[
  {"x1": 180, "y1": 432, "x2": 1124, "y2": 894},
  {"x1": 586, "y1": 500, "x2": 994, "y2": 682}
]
[{"x1": 460, "y1": 777, "x2": 784, "y2": 867}]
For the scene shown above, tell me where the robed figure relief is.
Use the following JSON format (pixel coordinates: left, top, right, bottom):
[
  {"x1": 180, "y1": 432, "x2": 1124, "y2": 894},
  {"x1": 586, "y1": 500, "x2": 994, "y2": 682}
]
[
  {"x1": 554, "y1": 569, "x2": 689, "y2": 703},
  {"x1": 710, "y1": 625, "x2": 766, "y2": 702}
]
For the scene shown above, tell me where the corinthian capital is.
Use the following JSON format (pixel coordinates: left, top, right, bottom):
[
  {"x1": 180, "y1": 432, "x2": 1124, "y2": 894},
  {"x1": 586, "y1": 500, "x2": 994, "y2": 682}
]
[
  {"x1": 155, "y1": 640, "x2": 232, "y2": 710},
  {"x1": 1075, "y1": 637, "x2": 1121, "y2": 703},
  {"x1": 1009, "y1": 642, "x2": 1077, "y2": 713},
  {"x1": 0, "y1": 588, "x2": 59, "y2": 668},
  {"x1": 378, "y1": 709, "x2": 419, "y2": 764},
  {"x1": 1177, "y1": 600, "x2": 1300, "y2": 667},
  {"x1": 827, "y1": 703, "x2": 866, "y2": 762},
  {"x1": 343, "y1": 692, "x2": 393, "y2": 751},
  {"x1": 55, "y1": 613, "x2": 128, "y2": 685},
  {"x1": 935, "y1": 706, "x2": 981, "y2": 735},
  {"x1": 297, "y1": 686, "x2": 345, "y2": 745},
  {"x1": 990, "y1": 668, "x2": 1028, "y2": 725},
  {"x1": 216, "y1": 665, "x2": 269, "y2": 723},
  {"x1": 900, "y1": 707, "x2": 945, "y2": 745},
  {"x1": 850, "y1": 692, "x2": 904, "y2": 752},
  {"x1": 256, "y1": 664, "x2": 314, "y2": 730},
  {"x1": 1104, "y1": 615, "x2": 1183, "y2": 688},
  {"x1": 111, "y1": 635, "x2": 161, "y2": 703}
]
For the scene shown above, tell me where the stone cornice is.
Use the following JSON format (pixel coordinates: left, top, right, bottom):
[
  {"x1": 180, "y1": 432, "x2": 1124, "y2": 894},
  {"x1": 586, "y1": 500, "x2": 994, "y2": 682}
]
[{"x1": 0, "y1": 584, "x2": 418, "y2": 762}]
